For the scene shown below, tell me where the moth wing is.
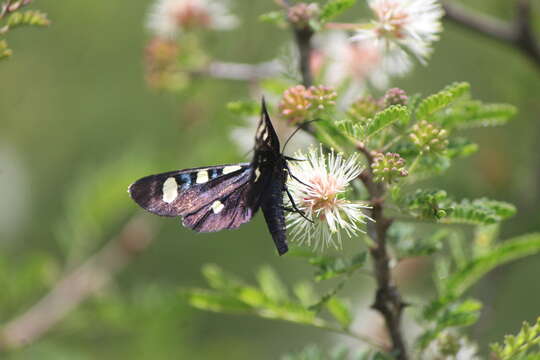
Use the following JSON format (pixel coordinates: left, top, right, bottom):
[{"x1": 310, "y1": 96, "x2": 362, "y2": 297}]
[
  {"x1": 182, "y1": 178, "x2": 259, "y2": 232},
  {"x1": 254, "y1": 99, "x2": 281, "y2": 153},
  {"x1": 128, "y1": 163, "x2": 251, "y2": 217}
]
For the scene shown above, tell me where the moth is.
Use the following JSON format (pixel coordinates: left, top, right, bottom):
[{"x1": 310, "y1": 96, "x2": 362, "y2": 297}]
[{"x1": 128, "y1": 99, "x2": 305, "y2": 255}]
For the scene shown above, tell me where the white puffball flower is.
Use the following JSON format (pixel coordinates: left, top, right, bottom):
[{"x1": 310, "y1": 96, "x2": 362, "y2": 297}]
[
  {"x1": 286, "y1": 146, "x2": 372, "y2": 250},
  {"x1": 351, "y1": 0, "x2": 444, "y2": 65}
]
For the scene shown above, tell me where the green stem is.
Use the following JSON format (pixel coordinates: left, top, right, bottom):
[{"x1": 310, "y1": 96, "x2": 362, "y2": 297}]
[{"x1": 407, "y1": 153, "x2": 422, "y2": 175}]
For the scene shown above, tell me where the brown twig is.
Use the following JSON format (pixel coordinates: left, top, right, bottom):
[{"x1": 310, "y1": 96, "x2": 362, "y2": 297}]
[
  {"x1": 0, "y1": 0, "x2": 32, "y2": 20},
  {"x1": 357, "y1": 143, "x2": 408, "y2": 360},
  {"x1": 0, "y1": 216, "x2": 155, "y2": 351},
  {"x1": 293, "y1": 27, "x2": 314, "y2": 87},
  {"x1": 442, "y1": 0, "x2": 540, "y2": 69},
  {"x1": 281, "y1": 0, "x2": 314, "y2": 87}
]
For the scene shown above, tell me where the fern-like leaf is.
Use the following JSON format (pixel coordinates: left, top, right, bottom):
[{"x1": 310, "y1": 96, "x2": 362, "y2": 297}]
[
  {"x1": 6, "y1": 10, "x2": 50, "y2": 29},
  {"x1": 366, "y1": 105, "x2": 409, "y2": 137},
  {"x1": 442, "y1": 233, "x2": 540, "y2": 298},
  {"x1": 0, "y1": 39, "x2": 12, "y2": 60},
  {"x1": 415, "y1": 82, "x2": 470, "y2": 121},
  {"x1": 491, "y1": 317, "x2": 540, "y2": 360},
  {"x1": 320, "y1": 0, "x2": 357, "y2": 22},
  {"x1": 437, "y1": 100, "x2": 517, "y2": 129},
  {"x1": 443, "y1": 198, "x2": 516, "y2": 225}
]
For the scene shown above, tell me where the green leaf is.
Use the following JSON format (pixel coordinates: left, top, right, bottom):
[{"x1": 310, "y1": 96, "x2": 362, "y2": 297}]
[
  {"x1": 260, "y1": 78, "x2": 292, "y2": 96},
  {"x1": 442, "y1": 198, "x2": 516, "y2": 225},
  {"x1": 6, "y1": 10, "x2": 50, "y2": 29},
  {"x1": 293, "y1": 282, "x2": 319, "y2": 307},
  {"x1": 335, "y1": 119, "x2": 362, "y2": 141},
  {"x1": 388, "y1": 225, "x2": 446, "y2": 258},
  {"x1": 202, "y1": 264, "x2": 244, "y2": 293},
  {"x1": 226, "y1": 100, "x2": 260, "y2": 116},
  {"x1": 0, "y1": 39, "x2": 12, "y2": 60},
  {"x1": 491, "y1": 317, "x2": 540, "y2": 360},
  {"x1": 309, "y1": 278, "x2": 347, "y2": 312},
  {"x1": 255, "y1": 301, "x2": 324, "y2": 326},
  {"x1": 320, "y1": 0, "x2": 357, "y2": 22},
  {"x1": 309, "y1": 252, "x2": 367, "y2": 281},
  {"x1": 186, "y1": 289, "x2": 252, "y2": 313},
  {"x1": 403, "y1": 189, "x2": 451, "y2": 221},
  {"x1": 259, "y1": 11, "x2": 287, "y2": 27},
  {"x1": 417, "y1": 299, "x2": 482, "y2": 350},
  {"x1": 444, "y1": 233, "x2": 540, "y2": 298},
  {"x1": 437, "y1": 299, "x2": 482, "y2": 328},
  {"x1": 257, "y1": 266, "x2": 289, "y2": 302},
  {"x1": 312, "y1": 119, "x2": 349, "y2": 152},
  {"x1": 436, "y1": 100, "x2": 517, "y2": 129},
  {"x1": 326, "y1": 297, "x2": 352, "y2": 328},
  {"x1": 473, "y1": 224, "x2": 500, "y2": 256},
  {"x1": 366, "y1": 105, "x2": 409, "y2": 138},
  {"x1": 446, "y1": 137, "x2": 478, "y2": 159},
  {"x1": 415, "y1": 82, "x2": 470, "y2": 121}
]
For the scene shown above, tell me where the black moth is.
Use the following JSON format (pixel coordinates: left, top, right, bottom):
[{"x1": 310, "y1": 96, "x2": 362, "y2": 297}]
[{"x1": 128, "y1": 99, "x2": 303, "y2": 255}]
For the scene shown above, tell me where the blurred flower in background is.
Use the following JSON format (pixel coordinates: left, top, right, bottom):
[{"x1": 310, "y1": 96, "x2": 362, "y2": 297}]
[
  {"x1": 312, "y1": 31, "x2": 412, "y2": 94},
  {"x1": 351, "y1": 0, "x2": 443, "y2": 64},
  {"x1": 423, "y1": 331, "x2": 480, "y2": 360},
  {"x1": 147, "y1": 0, "x2": 238, "y2": 38},
  {"x1": 143, "y1": 0, "x2": 239, "y2": 90},
  {"x1": 286, "y1": 146, "x2": 371, "y2": 250},
  {"x1": 144, "y1": 37, "x2": 183, "y2": 89}
]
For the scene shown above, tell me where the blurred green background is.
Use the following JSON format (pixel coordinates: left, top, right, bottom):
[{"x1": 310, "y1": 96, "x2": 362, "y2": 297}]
[{"x1": 0, "y1": 0, "x2": 539, "y2": 359}]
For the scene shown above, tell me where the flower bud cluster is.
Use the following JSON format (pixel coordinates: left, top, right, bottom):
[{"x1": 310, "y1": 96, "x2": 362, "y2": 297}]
[
  {"x1": 347, "y1": 96, "x2": 381, "y2": 123},
  {"x1": 279, "y1": 85, "x2": 336, "y2": 124},
  {"x1": 348, "y1": 88, "x2": 408, "y2": 123},
  {"x1": 306, "y1": 85, "x2": 337, "y2": 112},
  {"x1": 409, "y1": 120, "x2": 449, "y2": 154},
  {"x1": 383, "y1": 88, "x2": 409, "y2": 107},
  {"x1": 372, "y1": 152, "x2": 408, "y2": 183},
  {"x1": 287, "y1": 3, "x2": 319, "y2": 29},
  {"x1": 144, "y1": 38, "x2": 180, "y2": 89}
]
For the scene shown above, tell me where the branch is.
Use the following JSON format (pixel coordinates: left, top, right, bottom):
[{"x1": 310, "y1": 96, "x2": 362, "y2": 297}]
[
  {"x1": 0, "y1": 0, "x2": 32, "y2": 20},
  {"x1": 293, "y1": 27, "x2": 314, "y2": 87},
  {"x1": 357, "y1": 143, "x2": 408, "y2": 360},
  {"x1": 442, "y1": 0, "x2": 540, "y2": 69},
  {"x1": 281, "y1": 0, "x2": 314, "y2": 87},
  {"x1": 0, "y1": 216, "x2": 155, "y2": 351}
]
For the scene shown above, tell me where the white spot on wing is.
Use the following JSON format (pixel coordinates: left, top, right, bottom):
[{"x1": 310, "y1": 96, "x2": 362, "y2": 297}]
[
  {"x1": 223, "y1": 165, "x2": 242, "y2": 174},
  {"x1": 211, "y1": 200, "x2": 225, "y2": 214},
  {"x1": 254, "y1": 168, "x2": 261, "y2": 182},
  {"x1": 196, "y1": 171, "x2": 209, "y2": 184},
  {"x1": 162, "y1": 177, "x2": 178, "y2": 203}
]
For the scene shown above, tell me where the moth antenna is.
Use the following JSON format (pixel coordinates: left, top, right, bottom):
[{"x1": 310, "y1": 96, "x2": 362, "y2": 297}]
[
  {"x1": 281, "y1": 119, "x2": 319, "y2": 154},
  {"x1": 284, "y1": 156, "x2": 306, "y2": 162}
]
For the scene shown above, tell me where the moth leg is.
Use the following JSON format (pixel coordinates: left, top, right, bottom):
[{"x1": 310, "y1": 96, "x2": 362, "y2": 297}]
[
  {"x1": 284, "y1": 163, "x2": 314, "y2": 190},
  {"x1": 280, "y1": 206, "x2": 296, "y2": 212},
  {"x1": 284, "y1": 187, "x2": 313, "y2": 223},
  {"x1": 284, "y1": 156, "x2": 307, "y2": 162}
]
